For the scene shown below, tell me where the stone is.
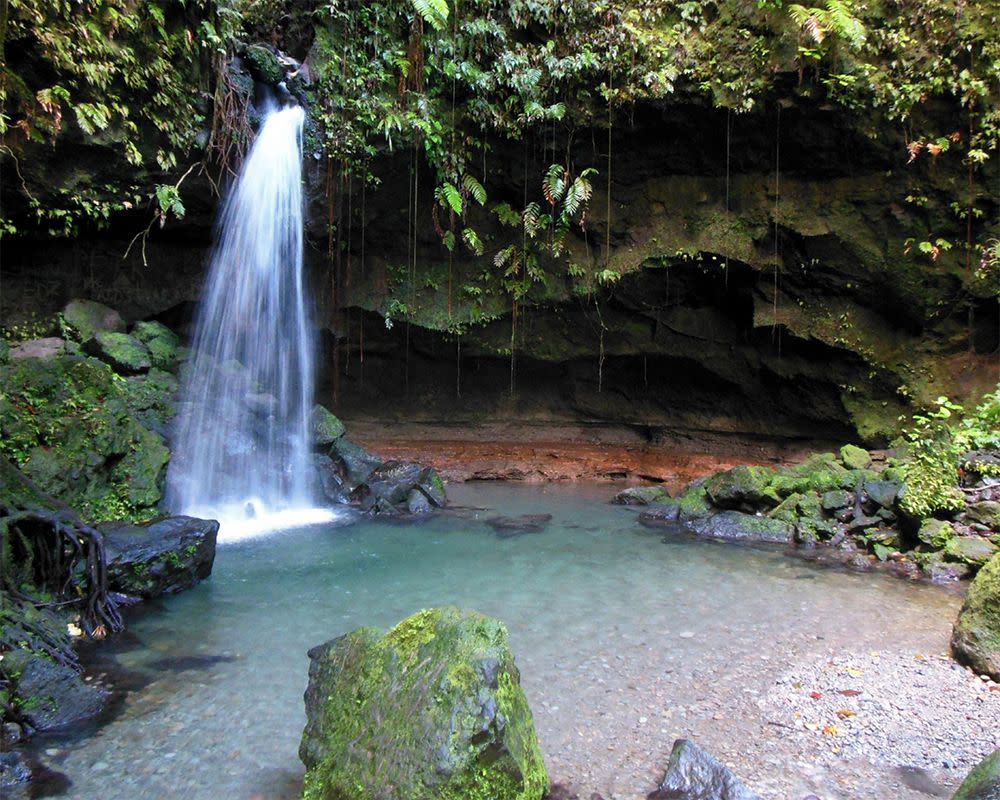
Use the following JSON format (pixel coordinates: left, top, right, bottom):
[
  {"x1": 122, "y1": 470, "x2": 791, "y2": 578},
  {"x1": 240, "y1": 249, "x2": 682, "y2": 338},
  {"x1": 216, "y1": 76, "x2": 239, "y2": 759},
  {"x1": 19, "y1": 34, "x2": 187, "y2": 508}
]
[
  {"x1": 84, "y1": 331, "x2": 152, "y2": 374},
  {"x1": 407, "y1": 488, "x2": 433, "y2": 515},
  {"x1": 8, "y1": 337, "x2": 65, "y2": 360},
  {"x1": 820, "y1": 489, "x2": 854, "y2": 511},
  {"x1": 364, "y1": 460, "x2": 426, "y2": 506},
  {"x1": 685, "y1": 511, "x2": 795, "y2": 544},
  {"x1": 101, "y1": 516, "x2": 219, "y2": 598},
  {"x1": 916, "y1": 551, "x2": 971, "y2": 583},
  {"x1": 648, "y1": 739, "x2": 760, "y2": 800},
  {"x1": 131, "y1": 320, "x2": 179, "y2": 370},
  {"x1": 845, "y1": 514, "x2": 881, "y2": 532},
  {"x1": 952, "y1": 554, "x2": 1000, "y2": 681},
  {"x1": 332, "y1": 437, "x2": 383, "y2": 486},
  {"x1": 487, "y1": 514, "x2": 553, "y2": 537},
  {"x1": 1, "y1": 722, "x2": 24, "y2": 748},
  {"x1": 863, "y1": 479, "x2": 901, "y2": 509},
  {"x1": 918, "y1": 518, "x2": 956, "y2": 549},
  {"x1": 966, "y1": 501, "x2": 1000, "y2": 531},
  {"x1": 951, "y1": 749, "x2": 1000, "y2": 800},
  {"x1": 613, "y1": 486, "x2": 671, "y2": 505},
  {"x1": 62, "y1": 299, "x2": 125, "y2": 341},
  {"x1": 4, "y1": 650, "x2": 108, "y2": 732},
  {"x1": 244, "y1": 43, "x2": 283, "y2": 84},
  {"x1": 310, "y1": 404, "x2": 346, "y2": 446},
  {"x1": 0, "y1": 750, "x2": 31, "y2": 789},
  {"x1": 704, "y1": 465, "x2": 774, "y2": 508},
  {"x1": 945, "y1": 536, "x2": 999, "y2": 567},
  {"x1": 840, "y1": 444, "x2": 872, "y2": 470},
  {"x1": 417, "y1": 468, "x2": 447, "y2": 508},
  {"x1": 299, "y1": 607, "x2": 548, "y2": 800}
]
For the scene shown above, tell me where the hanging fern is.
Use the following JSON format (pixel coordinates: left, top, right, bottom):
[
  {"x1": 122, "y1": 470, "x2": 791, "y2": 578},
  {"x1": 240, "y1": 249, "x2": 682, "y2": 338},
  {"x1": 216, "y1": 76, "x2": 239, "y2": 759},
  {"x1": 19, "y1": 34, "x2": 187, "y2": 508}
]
[
  {"x1": 543, "y1": 164, "x2": 567, "y2": 206},
  {"x1": 436, "y1": 182, "x2": 464, "y2": 215},
  {"x1": 462, "y1": 174, "x2": 487, "y2": 206},
  {"x1": 462, "y1": 227, "x2": 484, "y2": 255},
  {"x1": 410, "y1": 0, "x2": 449, "y2": 31}
]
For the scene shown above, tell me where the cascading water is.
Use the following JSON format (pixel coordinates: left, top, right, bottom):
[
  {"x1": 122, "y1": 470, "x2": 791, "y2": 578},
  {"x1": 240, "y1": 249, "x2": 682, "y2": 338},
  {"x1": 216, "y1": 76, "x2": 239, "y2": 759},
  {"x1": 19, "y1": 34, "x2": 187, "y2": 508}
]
[{"x1": 167, "y1": 104, "x2": 333, "y2": 540}]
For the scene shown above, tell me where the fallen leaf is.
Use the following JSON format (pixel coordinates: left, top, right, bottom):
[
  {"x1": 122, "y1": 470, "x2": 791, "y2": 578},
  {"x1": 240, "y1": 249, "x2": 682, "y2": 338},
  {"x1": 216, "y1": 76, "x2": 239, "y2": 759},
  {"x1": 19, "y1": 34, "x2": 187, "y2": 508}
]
[
  {"x1": 822, "y1": 724, "x2": 839, "y2": 735},
  {"x1": 810, "y1": 692, "x2": 824, "y2": 700},
  {"x1": 845, "y1": 666, "x2": 864, "y2": 678},
  {"x1": 836, "y1": 709, "x2": 856, "y2": 719},
  {"x1": 838, "y1": 689, "x2": 862, "y2": 697}
]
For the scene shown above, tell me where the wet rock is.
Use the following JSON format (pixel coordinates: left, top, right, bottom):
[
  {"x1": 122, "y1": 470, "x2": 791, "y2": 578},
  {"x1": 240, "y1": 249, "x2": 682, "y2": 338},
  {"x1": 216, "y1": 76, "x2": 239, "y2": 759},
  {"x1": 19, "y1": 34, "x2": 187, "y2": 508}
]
[
  {"x1": 917, "y1": 551, "x2": 971, "y2": 583},
  {"x1": 945, "y1": 536, "x2": 998, "y2": 567},
  {"x1": 845, "y1": 513, "x2": 881, "y2": 532},
  {"x1": 131, "y1": 320, "x2": 178, "y2": 370},
  {"x1": 243, "y1": 392, "x2": 278, "y2": 416},
  {"x1": 84, "y1": 332, "x2": 151, "y2": 374},
  {"x1": 685, "y1": 511, "x2": 795, "y2": 543},
  {"x1": 863, "y1": 479, "x2": 900, "y2": 509},
  {"x1": 704, "y1": 466, "x2": 774, "y2": 508},
  {"x1": 314, "y1": 453, "x2": 347, "y2": 503},
  {"x1": 487, "y1": 514, "x2": 553, "y2": 537},
  {"x1": 101, "y1": 516, "x2": 219, "y2": 598},
  {"x1": 648, "y1": 739, "x2": 760, "y2": 800},
  {"x1": 0, "y1": 750, "x2": 31, "y2": 788},
  {"x1": 8, "y1": 337, "x2": 65, "y2": 360},
  {"x1": 840, "y1": 444, "x2": 872, "y2": 470},
  {"x1": 966, "y1": 501, "x2": 1000, "y2": 530},
  {"x1": 417, "y1": 469, "x2": 447, "y2": 508},
  {"x1": 3, "y1": 650, "x2": 108, "y2": 732},
  {"x1": 62, "y1": 299, "x2": 125, "y2": 341},
  {"x1": 614, "y1": 486, "x2": 671, "y2": 505},
  {"x1": 365, "y1": 460, "x2": 425, "y2": 505},
  {"x1": 244, "y1": 43, "x2": 283, "y2": 84},
  {"x1": 331, "y1": 437, "x2": 383, "y2": 486},
  {"x1": 407, "y1": 488, "x2": 433, "y2": 515},
  {"x1": 952, "y1": 749, "x2": 1000, "y2": 800},
  {"x1": 821, "y1": 489, "x2": 853, "y2": 512},
  {"x1": 299, "y1": 607, "x2": 548, "y2": 800},
  {"x1": 639, "y1": 487, "x2": 713, "y2": 526},
  {"x1": 918, "y1": 518, "x2": 957, "y2": 549},
  {"x1": 952, "y1": 554, "x2": 1000, "y2": 681},
  {"x1": 2, "y1": 722, "x2": 24, "y2": 748},
  {"x1": 310, "y1": 404, "x2": 346, "y2": 446}
]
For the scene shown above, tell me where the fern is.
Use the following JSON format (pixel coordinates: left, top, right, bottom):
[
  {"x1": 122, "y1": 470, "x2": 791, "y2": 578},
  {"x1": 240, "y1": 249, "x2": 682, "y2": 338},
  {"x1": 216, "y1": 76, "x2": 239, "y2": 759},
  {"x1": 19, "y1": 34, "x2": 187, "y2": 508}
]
[
  {"x1": 522, "y1": 201, "x2": 542, "y2": 236},
  {"x1": 827, "y1": 0, "x2": 866, "y2": 48},
  {"x1": 462, "y1": 227, "x2": 484, "y2": 255},
  {"x1": 563, "y1": 169, "x2": 596, "y2": 219},
  {"x1": 462, "y1": 174, "x2": 486, "y2": 206},
  {"x1": 493, "y1": 202, "x2": 520, "y2": 227},
  {"x1": 410, "y1": 0, "x2": 448, "y2": 31},
  {"x1": 437, "y1": 182, "x2": 463, "y2": 215},
  {"x1": 494, "y1": 244, "x2": 515, "y2": 268},
  {"x1": 543, "y1": 164, "x2": 567, "y2": 206}
]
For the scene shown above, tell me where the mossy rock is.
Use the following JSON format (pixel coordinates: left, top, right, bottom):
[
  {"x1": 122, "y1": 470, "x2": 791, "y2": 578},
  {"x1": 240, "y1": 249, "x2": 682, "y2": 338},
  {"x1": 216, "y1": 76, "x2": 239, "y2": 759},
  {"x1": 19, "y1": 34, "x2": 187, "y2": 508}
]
[
  {"x1": 0, "y1": 355, "x2": 169, "y2": 521},
  {"x1": 917, "y1": 518, "x2": 956, "y2": 549},
  {"x1": 769, "y1": 453, "x2": 855, "y2": 497},
  {"x1": 299, "y1": 606, "x2": 548, "y2": 800},
  {"x1": 613, "y1": 486, "x2": 671, "y2": 506},
  {"x1": 310, "y1": 404, "x2": 346, "y2": 446},
  {"x1": 840, "y1": 444, "x2": 872, "y2": 470},
  {"x1": 132, "y1": 320, "x2": 179, "y2": 370},
  {"x1": 952, "y1": 554, "x2": 1000, "y2": 681},
  {"x1": 704, "y1": 465, "x2": 775, "y2": 508},
  {"x1": 62, "y1": 299, "x2": 125, "y2": 341},
  {"x1": 821, "y1": 489, "x2": 853, "y2": 511},
  {"x1": 84, "y1": 331, "x2": 151, "y2": 374},
  {"x1": 944, "y1": 536, "x2": 999, "y2": 567},
  {"x1": 952, "y1": 749, "x2": 1000, "y2": 800},
  {"x1": 966, "y1": 501, "x2": 1000, "y2": 531},
  {"x1": 244, "y1": 43, "x2": 283, "y2": 84}
]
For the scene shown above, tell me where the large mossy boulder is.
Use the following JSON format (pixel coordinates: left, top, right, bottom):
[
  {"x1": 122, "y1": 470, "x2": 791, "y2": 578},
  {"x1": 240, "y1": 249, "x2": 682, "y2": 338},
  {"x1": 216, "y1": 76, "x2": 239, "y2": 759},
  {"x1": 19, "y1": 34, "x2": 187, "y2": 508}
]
[
  {"x1": 952, "y1": 554, "x2": 1000, "y2": 681},
  {"x1": 131, "y1": 320, "x2": 179, "y2": 370},
  {"x1": 100, "y1": 516, "x2": 219, "y2": 598},
  {"x1": 0, "y1": 354, "x2": 172, "y2": 521},
  {"x1": 83, "y1": 331, "x2": 152, "y2": 374},
  {"x1": 62, "y1": 299, "x2": 125, "y2": 341},
  {"x1": 952, "y1": 749, "x2": 1000, "y2": 800},
  {"x1": 704, "y1": 465, "x2": 774, "y2": 508},
  {"x1": 310, "y1": 404, "x2": 346, "y2": 446},
  {"x1": 299, "y1": 607, "x2": 548, "y2": 800},
  {"x1": 686, "y1": 511, "x2": 795, "y2": 544}
]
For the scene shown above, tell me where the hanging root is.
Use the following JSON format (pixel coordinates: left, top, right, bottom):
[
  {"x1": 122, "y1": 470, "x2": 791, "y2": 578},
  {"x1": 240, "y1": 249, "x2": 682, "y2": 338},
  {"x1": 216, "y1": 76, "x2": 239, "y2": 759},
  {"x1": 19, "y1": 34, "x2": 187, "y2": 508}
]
[{"x1": 1, "y1": 459, "x2": 122, "y2": 639}]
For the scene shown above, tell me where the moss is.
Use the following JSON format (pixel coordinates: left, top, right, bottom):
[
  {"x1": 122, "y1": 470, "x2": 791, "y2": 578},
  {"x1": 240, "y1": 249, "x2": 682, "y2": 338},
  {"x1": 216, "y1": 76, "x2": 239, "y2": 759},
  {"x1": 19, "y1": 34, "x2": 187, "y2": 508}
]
[
  {"x1": 84, "y1": 331, "x2": 151, "y2": 374},
  {"x1": 300, "y1": 607, "x2": 547, "y2": 800},
  {"x1": 244, "y1": 44, "x2": 283, "y2": 85},
  {"x1": 952, "y1": 555, "x2": 1000, "y2": 680},
  {"x1": 840, "y1": 444, "x2": 871, "y2": 470},
  {"x1": 952, "y1": 750, "x2": 1000, "y2": 800}
]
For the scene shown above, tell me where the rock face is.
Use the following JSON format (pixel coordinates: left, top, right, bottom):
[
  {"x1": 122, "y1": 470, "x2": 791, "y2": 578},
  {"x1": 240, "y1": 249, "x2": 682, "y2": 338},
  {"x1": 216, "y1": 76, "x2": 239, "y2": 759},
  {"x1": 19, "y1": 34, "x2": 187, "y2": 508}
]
[
  {"x1": 101, "y1": 516, "x2": 219, "y2": 598},
  {"x1": 1, "y1": 649, "x2": 108, "y2": 732},
  {"x1": 952, "y1": 749, "x2": 1000, "y2": 800},
  {"x1": 648, "y1": 739, "x2": 760, "y2": 800},
  {"x1": 299, "y1": 607, "x2": 548, "y2": 800},
  {"x1": 952, "y1": 554, "x2": 1000, "y2": 681}
]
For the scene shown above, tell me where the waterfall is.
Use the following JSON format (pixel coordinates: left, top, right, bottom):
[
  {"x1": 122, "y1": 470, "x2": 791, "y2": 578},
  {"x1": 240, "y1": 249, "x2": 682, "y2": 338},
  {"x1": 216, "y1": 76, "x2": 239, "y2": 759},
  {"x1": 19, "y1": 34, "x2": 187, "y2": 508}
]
[{"x1": 167, "y1": 104, "x2": 333, "y2": 539}]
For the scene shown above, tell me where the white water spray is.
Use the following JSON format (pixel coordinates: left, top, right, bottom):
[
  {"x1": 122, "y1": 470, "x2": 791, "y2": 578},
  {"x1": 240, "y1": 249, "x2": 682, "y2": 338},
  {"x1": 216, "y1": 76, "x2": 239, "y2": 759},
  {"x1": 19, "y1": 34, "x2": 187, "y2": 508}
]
[{"x1": 168, "y1": 105, "x2": 333, "y2": 540}]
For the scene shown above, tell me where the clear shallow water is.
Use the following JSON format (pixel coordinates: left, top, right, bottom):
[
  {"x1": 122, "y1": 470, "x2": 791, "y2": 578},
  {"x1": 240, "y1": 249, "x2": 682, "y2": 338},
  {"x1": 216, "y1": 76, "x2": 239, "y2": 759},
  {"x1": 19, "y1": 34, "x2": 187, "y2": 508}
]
[{"x1": 43, "y1": 483, "x2": 960, "y2": 799}]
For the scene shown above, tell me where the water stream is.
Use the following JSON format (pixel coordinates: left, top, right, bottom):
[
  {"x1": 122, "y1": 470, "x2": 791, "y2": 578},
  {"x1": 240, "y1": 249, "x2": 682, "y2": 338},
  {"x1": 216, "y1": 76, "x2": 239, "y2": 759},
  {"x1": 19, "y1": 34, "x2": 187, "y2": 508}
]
[
  {"x1": 166, "y1": 105, "x2": 332, "y2": 538},
  {"x1": 40, "y1": 483, "x2": 965, "y2": 800}
]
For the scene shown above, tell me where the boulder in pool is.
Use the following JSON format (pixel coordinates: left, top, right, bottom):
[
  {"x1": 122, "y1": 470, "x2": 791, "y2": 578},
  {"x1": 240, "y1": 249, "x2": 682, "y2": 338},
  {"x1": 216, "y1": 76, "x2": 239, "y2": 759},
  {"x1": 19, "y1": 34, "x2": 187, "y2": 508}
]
[
  {"x1": 648, "y1": 739, "x2": 760, "y2": 800},
  {"x1": 703, "y1": 466, "x2": 775, "y2": 509},
  {"x1": 299, "y1": 606, "x2": 548, "y2": 800},
  {"x1": 613, "y1": 486, "x2": 670, "y2": 506},
  {"x1": 685, "y1": 511, "x2": 795, "y2": 544},
  {"x1": 952, "y1": 553, "x2": 1000, "y2": 681},
  {"x1": 951, "y1": 749, "x2": 1000, "y2": 800},
  {"x1": 100, "y1": 516, "x2": 219, "y2": 598},
  {"x1": 1, "y1": 649, "x2": 108, "y2": 732}
]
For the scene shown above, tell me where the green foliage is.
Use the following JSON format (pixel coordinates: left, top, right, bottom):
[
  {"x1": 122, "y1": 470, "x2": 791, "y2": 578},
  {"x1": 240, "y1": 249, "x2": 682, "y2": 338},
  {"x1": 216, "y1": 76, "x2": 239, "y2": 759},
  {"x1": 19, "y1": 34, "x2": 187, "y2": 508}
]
[{"x1": 898, "y1": 387, "x2": 1000, "y2": 518}]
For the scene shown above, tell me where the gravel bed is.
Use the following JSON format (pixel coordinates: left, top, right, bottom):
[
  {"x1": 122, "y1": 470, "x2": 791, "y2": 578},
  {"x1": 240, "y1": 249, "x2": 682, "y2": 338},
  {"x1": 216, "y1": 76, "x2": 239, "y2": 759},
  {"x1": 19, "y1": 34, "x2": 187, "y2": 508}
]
[{"x1": 759, "y1": 650, "x2": 1000, "y2": 775}]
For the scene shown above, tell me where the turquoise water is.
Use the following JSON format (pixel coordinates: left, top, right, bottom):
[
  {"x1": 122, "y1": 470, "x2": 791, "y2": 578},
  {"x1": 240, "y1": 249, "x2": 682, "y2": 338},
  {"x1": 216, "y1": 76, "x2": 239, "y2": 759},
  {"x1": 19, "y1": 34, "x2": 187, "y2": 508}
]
[{"x1": 40, "y1": 483, "x2": 960, "y2": 799}]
